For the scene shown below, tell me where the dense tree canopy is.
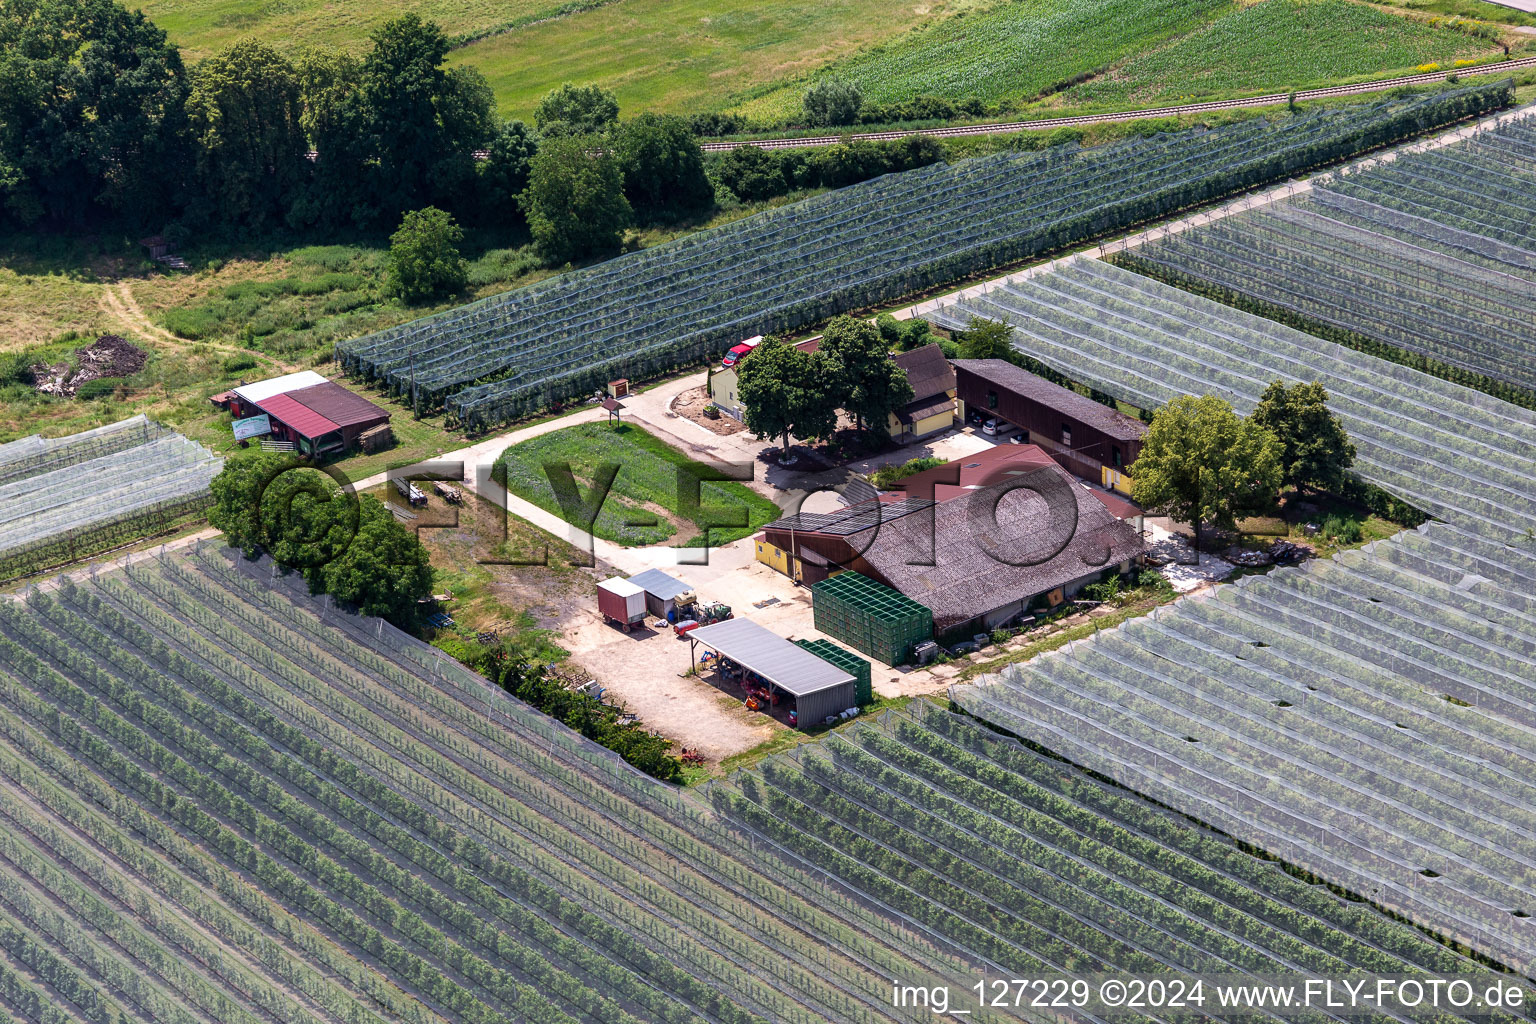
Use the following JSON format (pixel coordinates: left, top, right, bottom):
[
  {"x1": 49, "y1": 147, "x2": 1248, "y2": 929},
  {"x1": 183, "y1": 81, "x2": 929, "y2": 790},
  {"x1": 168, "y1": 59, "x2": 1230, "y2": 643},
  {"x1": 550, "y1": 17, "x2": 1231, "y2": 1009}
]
[
  {"x1": 716, "y1": 145, "x2": 788, "y2": 202},
  {"x1": 612, "y1": 113, "x2": 712, "y2": 217},
  {"x1": 957, "y1": 316, "x2": 1015, "y2": 360},
  {"x1": 1131, "y1": 394, "x2": 1283, "y2": 549},
  {"x1": 803, "y1": 78, "x2": 863, "y2": 127},
  {"x1": 0, "y1": 0, "x2": 190, "y2": 226},
  {"x1": 818, "y1": 315, "x2": 913, "y2": 438},
  {"x1": 534, "y1": 82, "x2": 620, "y2": 138},
  {"x1": 360, "y1": 14, "x2": 496, "y2": 221},
  {"x1": 1250, "y1": 380, "x2": 1357, "y2": 494},
  {"x1": 208, "y1": 452, "x2": 432, "y2": 623},
  {"x1": 387, "y1": 206, "x2": 468, "y2": 303},
  {"x1": 736, "y1": 336, "x2": 839, "y2": 455},
  {"x1": 186, "y1": 40, "x2": 307, "y2": 229},
  {"x1": 477, "y1": 119, "x2": 538, "y2": 225},
  {"x1": 520, "y1": 137, "x2": 632, "y2": 262}
]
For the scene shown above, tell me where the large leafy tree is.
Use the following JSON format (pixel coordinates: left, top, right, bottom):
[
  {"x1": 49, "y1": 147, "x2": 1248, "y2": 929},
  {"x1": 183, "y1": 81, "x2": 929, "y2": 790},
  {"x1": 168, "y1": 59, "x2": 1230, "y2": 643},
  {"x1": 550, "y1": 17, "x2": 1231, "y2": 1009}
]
[
  {"x1": 956, "y1": 316, "x2": 1014, "y2": 360},
  {"x1": 611, "y1": 112, "x2": 713, "y2": 217},
  {"x1": 386, "y1": 206, "x2": 467, "y2": 303},
  {"x1": 313, "y1": 495, "x2": 433, "y2": 622},
  {"x1": 1130, "y1": 394, "x2": 1283, "y2": 550},
  {"x1": 358, "y1": 14, "x2": 494, "y2": 222},
  {"x1": 477, "y1": 119, "x2": 538, "y2": 226},
  {"x1": 1250, "y1": 380, "x2": 1357, "y2": 495},
  {"x1": 716, "y1": 145, "x2": 787, "y2": 202},
  {"x1": 818, "y1": 315, "x2": 912, "y2": 439},
  {"x1": 0, "y1": 0, "x2": 190, "y2": 227},
  {"x1": 802, "y1": 78, "x2": 863, "y2": 127},
  {"x1": 735, "y1": 336, "x2": 839, "y2": 456},
  {"x1": 186, "y1": 40, "x2": 307, "y2": 229},
  {"x1": 533, "y1": 83, "x2": 620, "y2": 138},
  {"x1": 289, "y1": 46, "x2": 373, "y2": 229},
  {"x1": 520, "y1": 136, "x2": 631, "y2": 262}
]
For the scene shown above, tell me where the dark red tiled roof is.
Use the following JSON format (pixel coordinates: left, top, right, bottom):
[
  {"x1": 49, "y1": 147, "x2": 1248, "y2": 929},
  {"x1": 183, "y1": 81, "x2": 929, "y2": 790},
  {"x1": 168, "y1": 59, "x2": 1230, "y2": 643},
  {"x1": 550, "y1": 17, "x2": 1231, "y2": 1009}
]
[
  {"x1": 284, "y1": 382, "x2": 390, "y2": 429},
  {"x1": 255, "y1": 393, "x2": 342, "y2": 439}
]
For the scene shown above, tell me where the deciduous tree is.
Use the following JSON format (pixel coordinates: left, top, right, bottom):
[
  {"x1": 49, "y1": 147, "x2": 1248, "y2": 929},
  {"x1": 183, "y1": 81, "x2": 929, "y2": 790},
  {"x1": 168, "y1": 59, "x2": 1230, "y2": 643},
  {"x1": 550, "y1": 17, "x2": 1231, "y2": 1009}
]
[
  {"x1": 0, "y1": 0, "x2": 190, "y2": 227},
  {"x1": 818, "y1": 315, "x2": 913, "y2": 439},
  {"x1": 186, "y1": 40, "x2": 307, "y2": 229},
  {"x1": 533, "y1": 82, "x2": 620, "y2": 138},
  {"x1": 520, "y1": 137, "x2": 631, "y2": 261},
  {"x1": 1130, "y1": 394, "x2": 1283, "y2": 550},
  {"x1": 1250, "y1": 380, "x2": 1356, "y2": 494},
  {"x1": 803, "y1": 78, "x2": 863, "y2": 127},
  {"x1": 611, "y1": 112, "x2": 713, "y2": 217},
  {"x1": 386, "y1": 206, "x2": 467, "y2": 303},
  {"x1": 736, "y1": 337, "x2": 839, "y2": 457},
  {"x1": 477, "y1": 119, "x2": 538, "y2": 226},
  {"x1": 956, "y1": 316, "x2": 1014, "y2": 361}
]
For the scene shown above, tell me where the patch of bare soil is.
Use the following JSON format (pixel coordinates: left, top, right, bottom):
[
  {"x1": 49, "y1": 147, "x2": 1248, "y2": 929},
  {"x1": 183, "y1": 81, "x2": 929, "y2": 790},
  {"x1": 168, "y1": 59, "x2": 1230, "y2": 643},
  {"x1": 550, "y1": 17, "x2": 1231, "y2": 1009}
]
[
  {"x1": 30, "y1": 334, "x2": 147, "y2": 396},
  {"x1": 673, "y1": 384, "x2": 744, "y2": 435}
]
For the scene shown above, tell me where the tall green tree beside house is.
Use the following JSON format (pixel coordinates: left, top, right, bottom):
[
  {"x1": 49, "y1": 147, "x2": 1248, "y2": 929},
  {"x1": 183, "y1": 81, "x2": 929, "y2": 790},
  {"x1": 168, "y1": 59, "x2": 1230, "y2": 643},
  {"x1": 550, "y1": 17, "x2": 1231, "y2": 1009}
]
[
  {"x1": 818, "y1": 315, "x2": 913, "y2": 439},
  {"x1": 1250, "y1": 380, "x2": 1357, "y2": 494},
  {"x1": 956, "y1": 316, "x2": 1015, "y2": 360},
  {"x1": 736, "y1": 337, "x2": 839, "y2": 457},
  {"x1": 1131, "y1": 394, "x2": 1283, "y2": 550},
  {"x1": 186, "y1": 40, "x2": 307, "y2": 229}
]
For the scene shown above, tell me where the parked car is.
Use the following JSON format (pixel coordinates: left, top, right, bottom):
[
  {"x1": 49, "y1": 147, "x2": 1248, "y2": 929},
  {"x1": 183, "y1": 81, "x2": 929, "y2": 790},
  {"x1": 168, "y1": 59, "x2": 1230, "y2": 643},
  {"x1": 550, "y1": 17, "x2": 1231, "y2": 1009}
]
[{"x1": 982, "y1": 418, "x2": 1000, "y2": 435}]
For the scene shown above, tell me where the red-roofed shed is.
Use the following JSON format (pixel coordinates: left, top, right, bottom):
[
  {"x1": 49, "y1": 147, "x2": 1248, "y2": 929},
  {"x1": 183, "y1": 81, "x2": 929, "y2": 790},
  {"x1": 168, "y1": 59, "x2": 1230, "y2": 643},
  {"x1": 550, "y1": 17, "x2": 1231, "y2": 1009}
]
[{"x1": 253, "y1": 393, "x2": 345, "y2": 458}]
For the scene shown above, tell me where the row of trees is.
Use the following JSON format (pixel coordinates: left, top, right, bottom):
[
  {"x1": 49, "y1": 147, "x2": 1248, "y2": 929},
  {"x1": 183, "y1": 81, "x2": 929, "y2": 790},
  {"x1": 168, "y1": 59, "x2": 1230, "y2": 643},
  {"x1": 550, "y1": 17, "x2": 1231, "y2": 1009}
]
[
  {"x1": 207, "y1": 452, "x2": 434, "y2": 622},
  {"x1": 1131, "y1": 382, "x2": 1358, "y2": 548},
  {"x1": 734, "y1": 316, "x2": 924, "y2": 454},
  {"x1": 0, "y1": 1, "x2": 713, "y2": 258}
]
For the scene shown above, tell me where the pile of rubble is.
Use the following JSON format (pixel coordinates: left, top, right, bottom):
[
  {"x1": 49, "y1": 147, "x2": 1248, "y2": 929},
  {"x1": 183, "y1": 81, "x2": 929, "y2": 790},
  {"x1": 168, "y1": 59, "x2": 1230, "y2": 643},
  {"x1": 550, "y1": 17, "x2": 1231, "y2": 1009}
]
[{"x1": 30, "y1": 334, "x2": 147, "y2": 397}]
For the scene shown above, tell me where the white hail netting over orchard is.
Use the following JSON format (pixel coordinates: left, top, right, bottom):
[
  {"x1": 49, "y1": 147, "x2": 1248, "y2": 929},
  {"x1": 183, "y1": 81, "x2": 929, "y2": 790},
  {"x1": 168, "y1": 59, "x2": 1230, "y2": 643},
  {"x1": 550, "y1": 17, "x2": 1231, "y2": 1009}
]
[
  {"x1": 1127, "y1": 110, "x2": 1536, "y2": 392},
  {"x1": 706, "y1": 701, "x2": 1512, "y2": 1017},
  {"x1": 0, "y1": 544, "x2": 1007, "y2": 1024},
  {"x1": 926, "y1": 260, "x2": 1536, "y2": 543},
  {"x1": 0, "y1": 415, "x2": 221, "y2": 568},
  {"x1": 335, "y1": 85, "x2": 1504, "y2": 431},
  {"x1": 930, "y1": 260, "x2": 1536, "y2": 972}
]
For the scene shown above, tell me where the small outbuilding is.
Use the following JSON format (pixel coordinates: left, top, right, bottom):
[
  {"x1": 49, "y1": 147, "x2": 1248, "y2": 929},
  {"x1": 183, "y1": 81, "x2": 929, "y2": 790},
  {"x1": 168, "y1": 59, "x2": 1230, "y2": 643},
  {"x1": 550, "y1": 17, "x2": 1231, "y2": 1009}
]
[
  {"x1": 687, "y1": 618, "x2": 857, "y2": 727},
  {"x1": 626, "y1": 567, "x2": 694, "y2": 619}
]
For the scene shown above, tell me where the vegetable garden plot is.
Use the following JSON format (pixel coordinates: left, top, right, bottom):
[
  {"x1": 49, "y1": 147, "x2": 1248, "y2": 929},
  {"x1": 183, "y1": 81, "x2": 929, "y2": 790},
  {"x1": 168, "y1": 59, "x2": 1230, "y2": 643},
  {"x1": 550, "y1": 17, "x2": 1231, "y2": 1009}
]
[
  {"x1": 1125, "y1": 113, "x2": 1536, "y2": 393},
  {"x1": 0, "y1": 417, "x2": 221, "y2": 582},
  {"x1": 925, "y1": 259, "x2": 1536, "y2": 544},
  {"x1": 953, "y1": 522, "x2": 1536, "y2": 977},
  {"x1": 336, "y1": 83, "x2": 1509, "y2": 431},
  {"x1": 708, "y1": 701, "x2": 1521, "y2": 1024},
  {"x1": 0, "y1": 546, "x2": 1011, "y2": 1024}
]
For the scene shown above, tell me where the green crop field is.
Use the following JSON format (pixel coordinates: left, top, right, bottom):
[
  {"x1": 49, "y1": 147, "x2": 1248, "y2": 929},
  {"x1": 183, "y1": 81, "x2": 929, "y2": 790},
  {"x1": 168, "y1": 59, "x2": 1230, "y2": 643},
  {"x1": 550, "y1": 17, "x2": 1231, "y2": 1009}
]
[
  {"x1": 494, "y1": 421, "x2": 782, "y2": 545},
  {"x1": 732, "y1": 0, "x2": 1508, "y2": 124},
  {"x1": 1061, "y1": 0, "x2": 1499, "y2": 108},
  {"x1": 732, "y1": 0, "x2": 1228, "y2": 121}
]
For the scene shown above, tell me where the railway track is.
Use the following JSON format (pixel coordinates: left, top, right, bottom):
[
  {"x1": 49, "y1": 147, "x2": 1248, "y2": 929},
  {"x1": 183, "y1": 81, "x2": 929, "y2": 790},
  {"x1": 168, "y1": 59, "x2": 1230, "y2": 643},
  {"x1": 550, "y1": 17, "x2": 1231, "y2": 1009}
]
[{"x1": 698, "y1": 56, "x2": 1536, "y2": 151}]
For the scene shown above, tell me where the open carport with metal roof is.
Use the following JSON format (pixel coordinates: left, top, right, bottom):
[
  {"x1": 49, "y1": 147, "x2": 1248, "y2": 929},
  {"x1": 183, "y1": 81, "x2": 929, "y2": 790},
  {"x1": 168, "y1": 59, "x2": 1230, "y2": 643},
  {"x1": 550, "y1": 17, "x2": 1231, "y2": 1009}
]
[{"x1": 686, "y1": 618, "x2": 856, "y2": 728}]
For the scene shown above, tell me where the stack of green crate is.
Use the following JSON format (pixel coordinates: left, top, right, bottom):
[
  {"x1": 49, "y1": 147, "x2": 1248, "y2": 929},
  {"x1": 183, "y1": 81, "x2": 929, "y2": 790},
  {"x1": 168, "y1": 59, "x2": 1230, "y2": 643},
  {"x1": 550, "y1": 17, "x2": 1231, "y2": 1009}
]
[
  {"x1": 809, "y1": 571, "x2": 932, "y2": 666},
  {"x1": 793, "y1": 638, "x2": 872, "y2": 706}
]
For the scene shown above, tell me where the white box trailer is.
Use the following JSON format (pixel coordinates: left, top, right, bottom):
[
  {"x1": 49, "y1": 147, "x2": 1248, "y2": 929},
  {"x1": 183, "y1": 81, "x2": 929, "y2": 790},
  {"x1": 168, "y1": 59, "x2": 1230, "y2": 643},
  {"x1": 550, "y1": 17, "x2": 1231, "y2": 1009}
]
[{"x1": 597, "y1": 577, "x2": 646, "y2": 631}]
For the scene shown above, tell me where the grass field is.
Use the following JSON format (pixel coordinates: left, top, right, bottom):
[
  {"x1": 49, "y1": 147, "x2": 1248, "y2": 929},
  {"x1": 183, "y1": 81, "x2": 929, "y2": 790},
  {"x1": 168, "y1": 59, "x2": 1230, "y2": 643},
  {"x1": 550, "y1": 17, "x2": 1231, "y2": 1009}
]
[
  {"x1": 451, "y1": 0, "x2": 989, "y2": 119},
  {"x1": 132, "y1": 0, "x2": 590, "y2": 59},
  {"x1": 1061, "y1": 0, "x2": 1500, "y2": 108},
  {"x1": 494, "y1": 422, "x2": 782, "y2": 546}
]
